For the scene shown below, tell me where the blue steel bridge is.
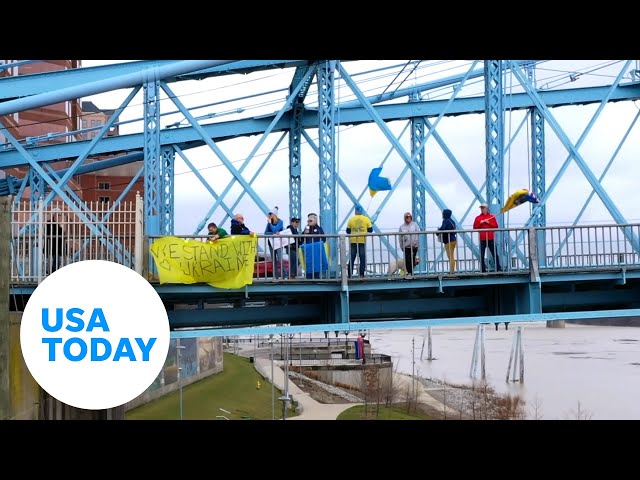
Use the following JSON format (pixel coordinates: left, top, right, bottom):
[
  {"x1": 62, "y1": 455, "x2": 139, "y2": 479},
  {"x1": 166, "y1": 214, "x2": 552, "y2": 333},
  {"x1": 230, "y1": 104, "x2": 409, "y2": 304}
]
[{"x1": 3, "y1": 60, "x2": 640, "y2": 337}]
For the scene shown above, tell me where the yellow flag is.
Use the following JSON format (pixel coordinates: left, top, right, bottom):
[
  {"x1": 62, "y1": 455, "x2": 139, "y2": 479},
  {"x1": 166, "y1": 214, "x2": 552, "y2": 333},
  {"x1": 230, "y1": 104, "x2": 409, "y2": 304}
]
[{"x1": 150, "y1": 235, "x2": 258, "y2": 289}]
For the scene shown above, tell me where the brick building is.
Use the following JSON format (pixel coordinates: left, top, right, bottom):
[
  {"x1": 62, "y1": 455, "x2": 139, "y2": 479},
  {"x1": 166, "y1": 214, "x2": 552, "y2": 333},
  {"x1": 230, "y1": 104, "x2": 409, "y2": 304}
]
[{"x1": 0, "y1": 60, "x2": 144, "y2": 204}]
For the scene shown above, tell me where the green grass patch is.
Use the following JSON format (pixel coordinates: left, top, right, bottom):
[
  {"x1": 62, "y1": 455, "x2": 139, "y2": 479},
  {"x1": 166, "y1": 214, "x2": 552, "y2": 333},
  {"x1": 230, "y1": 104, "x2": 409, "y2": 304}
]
[
  {"x1": 337, "y1": 404, "x2": 431, "y2": 420},
  {"x1": 126, "y1": 353, "x2": 296, "y2": 420}
]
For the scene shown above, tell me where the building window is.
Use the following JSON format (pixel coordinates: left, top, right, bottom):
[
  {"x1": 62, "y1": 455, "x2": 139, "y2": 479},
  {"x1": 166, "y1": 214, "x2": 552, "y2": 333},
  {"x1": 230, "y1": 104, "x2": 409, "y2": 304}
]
[
  {"x1": 98, "y1": 182, "x2": 111, "y2": 190},
  {"x1": 99, "y1": 196, "x2": 110, "y2": 203}
]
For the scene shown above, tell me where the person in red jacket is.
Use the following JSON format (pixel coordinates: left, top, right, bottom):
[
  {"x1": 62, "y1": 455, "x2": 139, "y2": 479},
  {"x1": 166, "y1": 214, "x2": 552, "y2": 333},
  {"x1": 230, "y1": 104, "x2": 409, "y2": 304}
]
[{"x1": 473, "y1": 203, "x2": 502, "y2": 273}]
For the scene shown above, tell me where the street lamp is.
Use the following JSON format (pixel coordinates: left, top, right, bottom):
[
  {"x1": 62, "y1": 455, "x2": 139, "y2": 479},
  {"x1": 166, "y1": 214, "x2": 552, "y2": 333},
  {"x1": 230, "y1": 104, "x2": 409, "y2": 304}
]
[
  {"x1": 176, "y1": 340, "x2": 186, "y2": 420},
  {"x1": 269, "y1": 334, "x2": 275, "y2": 420},
  {"x1": 344, "y1": 331, "x2": 350, "y2": 359}
]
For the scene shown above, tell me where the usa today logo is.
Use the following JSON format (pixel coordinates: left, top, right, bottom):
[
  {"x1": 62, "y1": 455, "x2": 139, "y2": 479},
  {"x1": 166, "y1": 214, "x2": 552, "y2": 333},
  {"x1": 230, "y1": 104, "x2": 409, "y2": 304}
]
[{"x1": 20, "y1": 260, "x2": 170, "y2": 410}]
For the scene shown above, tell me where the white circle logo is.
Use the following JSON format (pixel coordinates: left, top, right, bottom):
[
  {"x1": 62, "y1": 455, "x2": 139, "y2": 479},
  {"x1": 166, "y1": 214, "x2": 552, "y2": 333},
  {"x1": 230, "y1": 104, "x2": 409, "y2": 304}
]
[{"x1": 20, "y1": 260, "x2": 170, "y2": 410}]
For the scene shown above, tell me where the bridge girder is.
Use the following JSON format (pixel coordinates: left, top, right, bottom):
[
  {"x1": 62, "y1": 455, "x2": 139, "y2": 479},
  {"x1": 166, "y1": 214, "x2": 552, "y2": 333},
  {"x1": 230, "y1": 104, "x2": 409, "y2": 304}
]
[{"x1": 3, "y1": 82, "x2": 640, "y2": 170}]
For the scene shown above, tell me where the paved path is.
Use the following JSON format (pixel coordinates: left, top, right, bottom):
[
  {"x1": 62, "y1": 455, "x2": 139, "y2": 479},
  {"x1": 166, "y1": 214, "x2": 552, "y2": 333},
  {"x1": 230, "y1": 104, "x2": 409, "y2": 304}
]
[
  {"x1": 253, "y1": 357, "x2": 359, "y2": 420},
  {"x1": 230, "y1": 341, "x2": 455, "y2": 420}
]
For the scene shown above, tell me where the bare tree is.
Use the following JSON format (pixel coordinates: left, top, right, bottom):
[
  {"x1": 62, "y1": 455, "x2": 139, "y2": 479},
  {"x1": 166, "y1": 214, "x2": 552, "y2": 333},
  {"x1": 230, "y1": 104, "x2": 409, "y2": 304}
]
[
  {"x1": 442, "y1": 377, "x2": 448, "y2": 420},
  {"x1": 529, "y1": 395, "x2": 544, "y2": 420},
  {"x1": 565, "y1": 401, "x2": 594, "y2": 420},
  {"x1": 382, "y1": 361, "x2": 401, "y2": 407}
]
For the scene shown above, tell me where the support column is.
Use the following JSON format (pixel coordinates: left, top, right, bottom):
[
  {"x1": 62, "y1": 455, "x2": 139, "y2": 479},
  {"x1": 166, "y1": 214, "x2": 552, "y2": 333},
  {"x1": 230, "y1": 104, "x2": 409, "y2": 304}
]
[
  {"x1": 531, "y1": 107, "x2": 548, "y2": 269},
  {"x1": 143, "y1": 80, "x2": 161, "y2": 237},
  {"x1": 317, "y1": 61, "x2": 338, "y2": 272},
  {"x1": 484, "y1": 61, "x2": 505, "y2": 270},
  {"x1": 160, "y1": 146, "x2": 175, "y2": 235},
  {"x1": 410, "y1": 93, "x2": 427, "y2": 271},
  {"x1": 0, "y1": 197, "x2": 10, "y2": 420},
  {"x1": 143, "y1": 81, "x2": 161, "y2": 279},
  {"x1": 289, "y1": 103, "x2": 303, "y2": 220}
]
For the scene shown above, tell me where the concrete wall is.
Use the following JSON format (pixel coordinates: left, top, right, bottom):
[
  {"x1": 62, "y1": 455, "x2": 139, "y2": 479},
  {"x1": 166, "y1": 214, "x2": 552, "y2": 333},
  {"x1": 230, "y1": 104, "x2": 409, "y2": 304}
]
[
  {"x1": 306, "y1": 363, "x2": 392, "y2": 392},
  {"x1": 4, "y1": 311, "x2": 224, "y2": 416},
  {"x1": 7, "y1": 312, "x2": 40, "y2": 420},
  {"x1": 125, "y1": 336, "x2": 224, "y2": 411}
]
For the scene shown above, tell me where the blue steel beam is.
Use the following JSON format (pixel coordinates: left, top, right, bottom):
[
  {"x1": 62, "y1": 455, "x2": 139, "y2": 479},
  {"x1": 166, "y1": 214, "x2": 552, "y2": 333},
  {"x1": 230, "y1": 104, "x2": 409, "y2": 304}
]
[
  {"x1": 551, "y1": 110, "x2": 640, "y2": 259},
  {"x1": 189, "y1": 65, "x2": 316, "y2": 233},
  {"x1": 300, "y1": 128, "x2": 400, "y2": 259},
  {"x1": 41, "y1": 164, "x2": 130, "y2": 264},
  {"x1": 71, "y1": 166, "x2": 144, "y2": 263},
  {"x1": 0, "y1": 60, "x2": 232, "y2": 116},
  {"x1": 336, "y1": 62, "x2": 481, "y2": 257},
  {"x1": 217, "y1": 133, "x2": 288, "y2": 229},
  {"x1": 334, "y1": 62, "x2": 543, "y2": 109},
  {"x1": 168, "y1": 295, "x2": 490, "y2": 327},
  {"x1": 47, "y1": 87, "x2": 140, "y2": 210},
  {"x1": 410, "y1": 95, "x2": 427, "y2": 240},
  {"x1": 0, "y1": 60, "x2": 307, "y2": 100},
  {"x1": 530, "y1": 108, "x2": 546, "y2": 226},
  {"x1": 484, "y1": 60, "x2": 505, "y2": 213},
  {"x1": 173, "y1": 145, "x2": 238, "y2": 222},
  {"x1": 318, "y1": 61, "x2": 337, "y2": 235},
  {"x1": 509, "y1": 61, "x2": 640, "y2": 251},
  {"x1": 337, "y1": 122, "x2": 411, "y2": 232},
  {"x1": 144, "y1": 81, "x2": 161, "y2": 236},
  {"x1": 527, "y1": 64, "x2": 631, "y2": 229},
  {"x1": 1, "y1": 123, "x2": 137, "y2": 258},
  {"x1": 0, "y1": 60, "x2": 43, "y2": 72},
  {"x1": 161, "y1": 147, "x2": 175, "y2": 235},
  {"x1": 368, "y1": 61, "x2": 481, "y2": 229},
  {"x1": 289, "y1": 104, "x2": 303, "y2": 221},
  {"x1": 170, "y1": 309, "x2": 640, "y2": 338},
  {"x1": 287, "y1": 42, "x2": 310, "y2": 220},
  {"x1": 28, "y1": 167, "x2": 44, "y2": 204},
  {"x1": 4, "y1": 82, "x2": 640, "y2": 168}
]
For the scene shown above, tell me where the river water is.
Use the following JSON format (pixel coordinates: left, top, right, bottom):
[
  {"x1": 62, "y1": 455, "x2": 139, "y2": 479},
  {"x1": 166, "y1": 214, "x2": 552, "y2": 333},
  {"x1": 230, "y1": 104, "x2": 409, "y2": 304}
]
[{"x1": 367, "y1": 323, "x2": 640, "y2": 420}]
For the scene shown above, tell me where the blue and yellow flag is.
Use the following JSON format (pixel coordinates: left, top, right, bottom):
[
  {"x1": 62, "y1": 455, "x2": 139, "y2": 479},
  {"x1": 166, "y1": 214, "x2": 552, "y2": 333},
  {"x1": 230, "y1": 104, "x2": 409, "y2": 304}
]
[
  {"x1": 368, "y1": 167, "x2": 392, "y2": 197},
  {"x1": 501, "y1": 189, "x2": 541, "y2": 214}
]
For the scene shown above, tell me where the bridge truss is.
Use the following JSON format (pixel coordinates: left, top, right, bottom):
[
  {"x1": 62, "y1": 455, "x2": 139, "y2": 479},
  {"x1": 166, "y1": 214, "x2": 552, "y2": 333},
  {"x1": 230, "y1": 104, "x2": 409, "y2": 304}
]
[{"x1": 2, "y1": 59, "x2": 640, "y2": 333}]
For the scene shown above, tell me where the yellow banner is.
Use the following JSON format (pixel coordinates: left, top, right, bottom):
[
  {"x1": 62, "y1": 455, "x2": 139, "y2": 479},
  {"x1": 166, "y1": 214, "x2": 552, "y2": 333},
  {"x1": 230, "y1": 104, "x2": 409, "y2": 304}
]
[{"x1": 150, "y1": 236, "x2": 258, "y2": 289}]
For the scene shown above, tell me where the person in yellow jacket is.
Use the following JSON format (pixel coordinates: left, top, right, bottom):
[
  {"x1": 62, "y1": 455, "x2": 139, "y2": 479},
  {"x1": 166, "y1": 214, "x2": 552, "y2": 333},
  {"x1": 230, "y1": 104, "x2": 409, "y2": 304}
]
[{"x1": 346, "y1": 205, "x2": 373, "y2": 277}]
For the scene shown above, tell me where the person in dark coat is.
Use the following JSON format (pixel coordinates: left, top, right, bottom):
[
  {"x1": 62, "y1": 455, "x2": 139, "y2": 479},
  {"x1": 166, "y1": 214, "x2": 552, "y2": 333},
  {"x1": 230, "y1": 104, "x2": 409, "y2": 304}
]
[{"x1": 438, "y1": 208, "x2": 458, "y2": 274}]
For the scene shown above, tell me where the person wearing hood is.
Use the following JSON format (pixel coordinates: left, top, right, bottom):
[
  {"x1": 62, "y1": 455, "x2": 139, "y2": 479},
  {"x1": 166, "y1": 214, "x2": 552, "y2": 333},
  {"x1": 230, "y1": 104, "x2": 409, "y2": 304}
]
[
  {"x1": 437, "y1": 209, "x2": 458, "y2": 274},
  {"x1": 399, "y1": 211, "x2": 420, "y2": 275}
]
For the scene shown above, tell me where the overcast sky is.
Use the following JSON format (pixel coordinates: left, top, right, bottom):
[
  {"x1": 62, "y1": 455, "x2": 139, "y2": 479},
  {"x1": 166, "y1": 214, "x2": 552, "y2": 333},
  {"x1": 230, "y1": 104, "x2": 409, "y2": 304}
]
[{"x1": 80, "y1": 60, "x2": 640, "y2": 236}]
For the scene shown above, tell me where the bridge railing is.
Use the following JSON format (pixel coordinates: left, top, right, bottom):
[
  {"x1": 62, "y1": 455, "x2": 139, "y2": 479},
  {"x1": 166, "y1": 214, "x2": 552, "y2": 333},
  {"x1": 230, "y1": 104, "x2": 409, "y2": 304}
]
[
  {"x1": 10, "y1": 206, "x2": 640, "y2": 284},
  {"x1": 9, "y1": 196, "x2": 142, "y2": 284},
  {"x1": 537, "y1": 223, "x2": 640, "y2": 271}
]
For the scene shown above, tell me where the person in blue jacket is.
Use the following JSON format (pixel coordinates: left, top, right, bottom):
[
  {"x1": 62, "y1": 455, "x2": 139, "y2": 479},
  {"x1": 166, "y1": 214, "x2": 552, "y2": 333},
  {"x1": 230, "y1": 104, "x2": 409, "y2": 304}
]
[{"x1": 264, "y1": 209, "x2": 285, "y2": 278}]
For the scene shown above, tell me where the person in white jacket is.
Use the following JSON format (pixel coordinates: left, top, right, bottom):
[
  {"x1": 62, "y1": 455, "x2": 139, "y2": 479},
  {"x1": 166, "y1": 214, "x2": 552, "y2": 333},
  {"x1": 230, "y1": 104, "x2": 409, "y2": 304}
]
[{"x1": 398, "y1": 212, "x2": 420, "y2": 274}]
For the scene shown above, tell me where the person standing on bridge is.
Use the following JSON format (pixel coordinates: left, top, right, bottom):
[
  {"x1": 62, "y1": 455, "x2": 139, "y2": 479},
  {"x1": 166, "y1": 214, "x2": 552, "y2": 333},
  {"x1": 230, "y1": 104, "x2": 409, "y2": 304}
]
[
  {"x1": 264, "y1": 209, "x2": 285, "y2": 279},
  {"x1": 473, "y1": 203, "x2": 502, "y2": 273},
  {"x1": 301, "y1": 213, "x2": 327, "y2": 279},
  {"x1": 346, "y1": 205, "x2": 373, "y2": 278},
  {"x1": 43, "y1": 208, "x2": 66, "y2": 275},
  {"x1": 437, "y1": 209, "x2": 458, "y2": 274},
  {"x1": 285, "y1": 217, "x2": 301, "y2": 278},
  {"x1": 399, "y1": 211, "x2": 420, "y2": 275}
]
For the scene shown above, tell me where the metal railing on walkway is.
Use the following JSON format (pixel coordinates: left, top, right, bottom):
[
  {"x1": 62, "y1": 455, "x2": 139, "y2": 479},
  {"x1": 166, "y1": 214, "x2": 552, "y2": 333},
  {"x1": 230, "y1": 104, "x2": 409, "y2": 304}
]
[{"x1": 8, "y1": 194, "x2": 640, "y2": 285}]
